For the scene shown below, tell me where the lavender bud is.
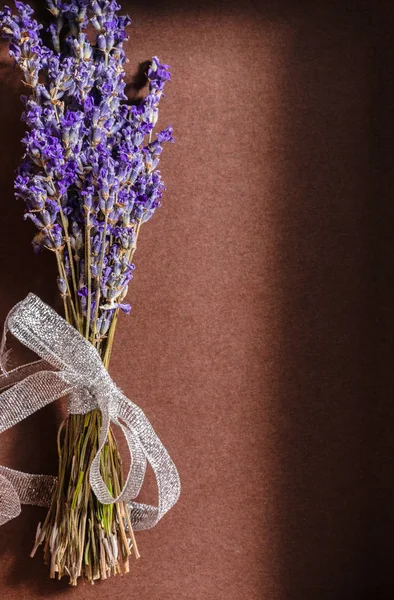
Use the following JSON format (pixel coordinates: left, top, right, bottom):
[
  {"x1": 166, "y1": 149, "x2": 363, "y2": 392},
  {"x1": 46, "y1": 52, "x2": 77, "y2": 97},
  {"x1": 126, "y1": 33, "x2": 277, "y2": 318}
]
[
  {"x1": 119, "y1": 303, "x2": 131, "y2": 314},
  {"x1": 91, "y1": 16, "x2": 101, "y2": 31},
  {"x1": 51, "y1": 224, "x2": 63, "y2": 249},
  {"x1": 91, "y1": 0, "x2": 102, "y2": 16},
  {"x1": 57, "y1": 277, "x2": 67, "y2": 296},
  {"x1": 106, "y1": 33, "x2": 115, "y2": 51},
  {"x1": 91, "y1": 263, "x2": 99, "y2": 278},
  {"x1": 99, "y1": 313, "x2": 111, "y2": 336},
  {"x1": 107, "y1": 287, "x2": 120, "y2": 301},
  {"x1": 97, "y1": 35, "x2": 106, "y2": 51}
]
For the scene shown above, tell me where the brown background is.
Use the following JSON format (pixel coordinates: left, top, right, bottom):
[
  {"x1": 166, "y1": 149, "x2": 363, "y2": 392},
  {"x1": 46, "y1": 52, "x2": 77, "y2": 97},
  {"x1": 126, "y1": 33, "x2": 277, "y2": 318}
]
[{"x1": 0, "y1": 0, "x2": 394, "y2": 598}]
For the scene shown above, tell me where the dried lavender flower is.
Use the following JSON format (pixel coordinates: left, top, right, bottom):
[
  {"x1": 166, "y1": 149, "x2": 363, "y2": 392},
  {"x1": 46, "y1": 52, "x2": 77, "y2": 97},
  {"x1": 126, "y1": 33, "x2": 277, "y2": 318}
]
[
  {"x1": 0, "y1": 0, "x2": 174, "y2": 344},
  {"x1": 0, "y1": 0, "x2": 175, "y2": 585}
]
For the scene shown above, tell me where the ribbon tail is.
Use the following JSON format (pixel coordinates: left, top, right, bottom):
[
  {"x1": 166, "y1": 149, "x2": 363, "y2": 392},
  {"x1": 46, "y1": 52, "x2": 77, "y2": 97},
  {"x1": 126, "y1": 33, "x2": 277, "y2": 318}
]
[
  {"x1": 118, "y1": 395, "x2": 181, "y2": 531},
  {"x1": 0, "y1": 467, "x2": 55, "y2": 526},
  {"x1": 0, "y1": 466, "x2": 55, "y2": 508},
  {"x1": 0, "y1": 472, "x2": 21, "y2": 525},
  {"x1": 0, "y1": 359, "x2": 50, "y2": 393},
  {"x1": 0, "y1": 370, "x2": 77, "y2": 434}
]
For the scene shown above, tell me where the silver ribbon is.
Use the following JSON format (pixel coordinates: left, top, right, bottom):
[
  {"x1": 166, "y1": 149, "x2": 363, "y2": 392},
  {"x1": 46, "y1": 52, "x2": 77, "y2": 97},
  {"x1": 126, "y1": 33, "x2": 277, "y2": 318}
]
[{"x1": 0, "y1": 293, "x2": 180, "y2": 530}]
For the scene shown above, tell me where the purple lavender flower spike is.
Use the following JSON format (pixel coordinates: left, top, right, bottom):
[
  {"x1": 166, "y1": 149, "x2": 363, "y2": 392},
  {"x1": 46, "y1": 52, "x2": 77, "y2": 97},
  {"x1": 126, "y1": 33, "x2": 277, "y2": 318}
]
[{"x1": 0, "y1": 0, "x2": 173, "y2": 339}]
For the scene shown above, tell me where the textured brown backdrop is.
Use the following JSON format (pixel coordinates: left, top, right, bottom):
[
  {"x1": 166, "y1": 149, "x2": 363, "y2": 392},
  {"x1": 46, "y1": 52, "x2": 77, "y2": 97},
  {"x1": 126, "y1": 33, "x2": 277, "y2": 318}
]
[{"x1": 1, "y1": 0, "x2": 394, "y2": 598}]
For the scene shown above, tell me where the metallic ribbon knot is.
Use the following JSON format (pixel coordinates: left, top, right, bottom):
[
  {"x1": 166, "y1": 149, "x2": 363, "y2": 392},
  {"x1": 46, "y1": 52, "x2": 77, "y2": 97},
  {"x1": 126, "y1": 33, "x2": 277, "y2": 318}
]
[{"x1": 0, "y1": 293, "x2": 180, "y2": 529}]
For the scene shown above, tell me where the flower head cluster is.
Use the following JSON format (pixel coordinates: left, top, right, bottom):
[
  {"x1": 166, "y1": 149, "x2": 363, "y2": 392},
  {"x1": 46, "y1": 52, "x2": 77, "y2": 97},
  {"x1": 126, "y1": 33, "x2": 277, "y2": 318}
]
[{"x1": 0, "y1": 0, "x2": 174, "y2": 344}]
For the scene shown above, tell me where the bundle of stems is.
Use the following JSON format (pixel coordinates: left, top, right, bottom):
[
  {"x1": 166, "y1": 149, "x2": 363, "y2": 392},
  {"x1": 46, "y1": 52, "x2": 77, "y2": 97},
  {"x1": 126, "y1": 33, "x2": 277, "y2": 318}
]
[
  {"x1": 30, "y1": 220, "x2": 142, "y2": 585},
  {"x1": 0, "y1": 0, "x2": 174, "y2": 584},
  {"x1": 31, "y1": 412, "x2": 139, "y2": 584}
]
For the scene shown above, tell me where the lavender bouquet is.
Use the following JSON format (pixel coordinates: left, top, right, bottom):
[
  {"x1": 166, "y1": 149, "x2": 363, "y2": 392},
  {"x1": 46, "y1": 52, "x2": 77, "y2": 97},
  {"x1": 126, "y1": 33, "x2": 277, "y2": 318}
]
[{"x1": 0, "y1": 0, "x2": 179, "y2": 586}]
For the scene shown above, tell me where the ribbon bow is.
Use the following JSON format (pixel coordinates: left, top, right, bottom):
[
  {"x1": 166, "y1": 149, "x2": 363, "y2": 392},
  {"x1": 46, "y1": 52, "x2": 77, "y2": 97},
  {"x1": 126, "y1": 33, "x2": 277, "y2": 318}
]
[{"x1": 0, "y1": 293, "x2": 180, "y2": 529}]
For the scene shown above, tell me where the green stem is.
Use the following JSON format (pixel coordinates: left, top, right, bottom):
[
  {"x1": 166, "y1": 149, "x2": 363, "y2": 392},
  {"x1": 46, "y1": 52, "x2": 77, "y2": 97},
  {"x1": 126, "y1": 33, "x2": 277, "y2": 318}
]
[
  {"x1": 55, "y1": 250, "x2": 79, "y2": 328},
  {"x1": 85, "y1": 211, "x2": 93, "y2": 339},
  {"x1": 55, "y1": 200, "x2": 81, "y2": 332},
  {"x1": 91, "y1": 213, "x2": 109, "y2": 345},
  {"x1": 102, "y1": 218, "x2": 142, "y2": 366},
  {"x1": 54, "y1": 252, "x2": 70, "y2": 324}
]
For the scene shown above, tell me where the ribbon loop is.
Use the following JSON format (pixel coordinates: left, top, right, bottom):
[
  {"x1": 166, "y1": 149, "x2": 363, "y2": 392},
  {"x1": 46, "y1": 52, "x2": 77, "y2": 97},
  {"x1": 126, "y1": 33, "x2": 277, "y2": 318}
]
[
  {"x1": 0, "y1": 294, "x2": 180, "y2": 530},
  {"x1": 0, "y1": 473, "x2": 21, "y2": 526}
]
